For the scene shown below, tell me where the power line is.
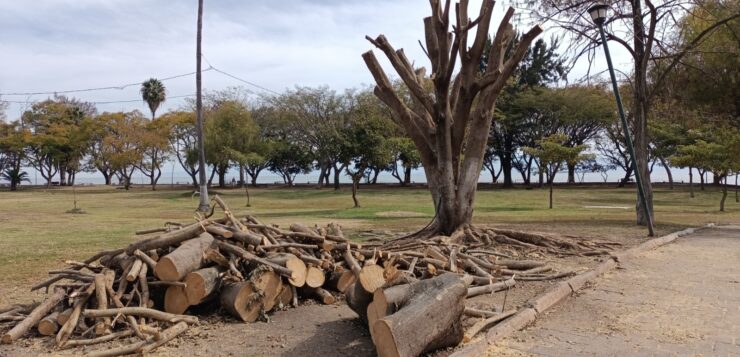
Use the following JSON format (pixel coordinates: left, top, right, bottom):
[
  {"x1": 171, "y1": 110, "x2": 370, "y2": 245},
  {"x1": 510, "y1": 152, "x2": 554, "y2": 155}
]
[
  {"x1": 0, "y1": 68, "x2": 214, "y2": 96},
  {"x1": 210, "y1": 67, "x2": 281, "y2": 95},
  {"x1": 4, "y1": 94, "x2": 195, "y2": 105}
]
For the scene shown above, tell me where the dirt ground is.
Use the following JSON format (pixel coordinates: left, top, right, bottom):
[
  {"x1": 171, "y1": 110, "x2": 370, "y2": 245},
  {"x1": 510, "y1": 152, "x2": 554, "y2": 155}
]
[
  {"x1": 489, "y1": 225, "x2": 740, "y2": 356},
  {"x1": 0, "y1": 223, "x2": 656, "y2": 357}
]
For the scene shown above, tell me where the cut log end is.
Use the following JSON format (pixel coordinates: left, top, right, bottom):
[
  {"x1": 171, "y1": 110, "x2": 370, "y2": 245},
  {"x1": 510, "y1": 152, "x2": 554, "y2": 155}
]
[
  {"x1": 164, "y1": 286, "x2": 189, "y2": 315},
  {"x1": 359, "y1": 264, "x2": 385, "y2": 293},
  {"x1": 305, "y1": 266, "x2": 326, "y2": 288}
]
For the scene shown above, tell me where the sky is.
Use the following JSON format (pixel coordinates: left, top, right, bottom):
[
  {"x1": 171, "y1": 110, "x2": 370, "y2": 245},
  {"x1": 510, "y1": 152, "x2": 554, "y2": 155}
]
[{"x1": 1, "y1": 0, "x2": 676, "y2": 185}]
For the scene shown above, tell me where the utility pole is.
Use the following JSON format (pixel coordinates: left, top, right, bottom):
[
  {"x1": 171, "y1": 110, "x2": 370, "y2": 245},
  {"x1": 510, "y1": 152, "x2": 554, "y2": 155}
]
[{"x1": 195, "y1": 0, "x2": 210, "y2": 211}]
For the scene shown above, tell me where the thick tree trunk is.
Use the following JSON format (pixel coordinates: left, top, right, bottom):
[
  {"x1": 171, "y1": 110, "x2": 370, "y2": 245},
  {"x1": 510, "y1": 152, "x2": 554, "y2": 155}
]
[
  {"x1": 333, "y1": 163, "x2": 343, "y2": 190},
  {"x1": 217, "y1": 165, "x2": 226, "y2": 188},
  {"x1": 632, "y1": 0, "x2": 654, "y2": 227},
  {"x1": 501, "y1": 146, "x2": 513, "y2": 188},
  {"x1": 567, "y1": 162, "x2": 575, "y2": 184},
  {"x1": 371, "y1": 167, "x2": 380, "y2": 184},
  {"x1": 183, "y1": 266, "x2": 224, "y2": 305},
  {"x1": 403, "y1": 166, "x2": 412, "y2": 186}
]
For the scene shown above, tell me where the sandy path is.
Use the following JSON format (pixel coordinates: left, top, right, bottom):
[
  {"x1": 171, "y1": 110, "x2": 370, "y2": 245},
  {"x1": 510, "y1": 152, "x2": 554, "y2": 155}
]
[{"x1": 491, "y1": 225, "x2": 740, "y2": 356}]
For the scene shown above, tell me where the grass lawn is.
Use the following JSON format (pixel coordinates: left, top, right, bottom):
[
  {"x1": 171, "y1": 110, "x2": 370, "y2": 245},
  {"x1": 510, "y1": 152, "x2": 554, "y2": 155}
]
[{"x1": 0, "y1": 183, "x2": 737, "y2": 289}]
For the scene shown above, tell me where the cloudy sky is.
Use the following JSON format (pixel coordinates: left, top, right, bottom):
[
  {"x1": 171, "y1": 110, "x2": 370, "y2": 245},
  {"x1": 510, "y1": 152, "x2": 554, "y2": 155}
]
[{"x1": 0, "y1": 0, "x2": 633, "y2": 119}]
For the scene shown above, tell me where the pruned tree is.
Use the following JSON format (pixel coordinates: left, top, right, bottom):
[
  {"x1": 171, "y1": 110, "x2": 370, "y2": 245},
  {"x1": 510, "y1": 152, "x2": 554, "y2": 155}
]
[{"x1": 362, "y1": 0, "x2": 542, "y2": 236}]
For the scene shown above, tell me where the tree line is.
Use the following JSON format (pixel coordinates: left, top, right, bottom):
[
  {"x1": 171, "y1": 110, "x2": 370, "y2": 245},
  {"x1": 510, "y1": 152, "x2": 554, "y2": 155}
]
[{"x1": 0, "y1": 1, "x2": 737, "y2": 211}]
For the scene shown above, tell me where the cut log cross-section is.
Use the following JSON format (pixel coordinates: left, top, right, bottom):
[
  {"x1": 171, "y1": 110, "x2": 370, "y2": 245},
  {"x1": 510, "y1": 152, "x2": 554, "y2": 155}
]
[
  {"x1": 267, "y1": 253, "x2": 307, "y2": 287},
  {"x1": 164, "y1": 286, "x2": 189, "y2": 315},
  {"x1": 250, "y1": 270, "x2": 281, "y2": 311},
  {"x1": 372, "y1": 273, "x2": 470, "y2": 357},
  {"x1": 37, "y1": 312, "x2": 60, "y2": 336},
  {"x1": 155, "y1": 232, "x2": 214, "y2": 282}
]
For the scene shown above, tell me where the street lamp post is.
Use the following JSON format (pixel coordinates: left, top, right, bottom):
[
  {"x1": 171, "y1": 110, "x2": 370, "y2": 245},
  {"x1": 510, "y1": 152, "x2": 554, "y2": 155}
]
[{"x1": 588, "y1": 1, "x2": 655, "y2": 237}]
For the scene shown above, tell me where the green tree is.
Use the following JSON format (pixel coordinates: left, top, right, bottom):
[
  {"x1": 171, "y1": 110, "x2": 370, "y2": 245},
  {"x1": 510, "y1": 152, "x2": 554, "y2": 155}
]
[
  {"x1": 525, "y1": 134, "x2": 592, "y2": 209},
  {"x1": 0, "y1": 120, "x2": 30, "y2": 191},
  {"x1": 204, "y1": 100, "x2": 259, "y2": 188},
  {"x1": 161, "y1": 111, "x2": 199, "y2": 188},
  {"x1": 672, "y1": 127, "x2": 740, "y2": 211},
  {"x1": 102, "y1": 111, "x2": 145, "y2": 190},
  {"x1": 137, "y1": 117, "x2": 172, "y2": 190},
  {"x1": 267, "y1": 140, "x2": 313, "y2": 187},
  {"x1": 140, "y1": 78, "x2": 166, "y2": 119}
]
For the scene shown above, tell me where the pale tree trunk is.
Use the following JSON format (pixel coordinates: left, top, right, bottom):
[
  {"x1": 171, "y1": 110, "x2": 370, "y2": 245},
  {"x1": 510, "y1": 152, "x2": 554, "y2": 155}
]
[
  {"x1": 658, "y1": 157, "x2": 673, "y2": 189},
  {"x1": 239, "y1": 164, "x2": 245, "y2": 188},
  {"x1": 720, "y1": 176, "x2": 728, "y2": 212},
  {"x1": 632, "y1": 0, "x2": 654, "y2": 227},
  {"x1": 195, "y1": 0, "x2": 210, "y2": 211}
]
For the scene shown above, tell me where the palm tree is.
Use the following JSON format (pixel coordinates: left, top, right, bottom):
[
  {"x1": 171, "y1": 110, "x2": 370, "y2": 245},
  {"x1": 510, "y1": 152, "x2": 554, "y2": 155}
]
[
  {"x1": 2, "y1": 168, "x2": 30, "y2": 191},
  {"x1": 140, "y1": 78, "x2": 166, "y2": 119}
]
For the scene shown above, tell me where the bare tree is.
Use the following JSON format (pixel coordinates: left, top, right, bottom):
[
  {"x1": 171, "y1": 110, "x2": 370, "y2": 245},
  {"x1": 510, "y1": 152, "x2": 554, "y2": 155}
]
[{"x1": 362, "y1": 0, "x2": 542, "y2": 235}]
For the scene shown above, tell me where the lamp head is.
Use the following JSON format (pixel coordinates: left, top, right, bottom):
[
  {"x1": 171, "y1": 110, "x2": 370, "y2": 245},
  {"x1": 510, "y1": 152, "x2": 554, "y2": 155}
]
[{"x1": 588, "y1": 1, "x2": 609, "y2": 26}]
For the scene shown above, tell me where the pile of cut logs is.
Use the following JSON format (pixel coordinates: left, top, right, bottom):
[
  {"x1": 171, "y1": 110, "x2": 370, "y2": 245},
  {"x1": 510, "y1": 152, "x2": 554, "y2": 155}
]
[{"x1": 0, "y1": 195, "x2": 595, "y2": 356}]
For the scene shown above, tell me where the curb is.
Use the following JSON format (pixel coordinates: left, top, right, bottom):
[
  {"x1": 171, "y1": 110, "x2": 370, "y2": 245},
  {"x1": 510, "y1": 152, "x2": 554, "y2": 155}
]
[{"x1": 450, "y1": 224, "x2": 714, "y2": 357}]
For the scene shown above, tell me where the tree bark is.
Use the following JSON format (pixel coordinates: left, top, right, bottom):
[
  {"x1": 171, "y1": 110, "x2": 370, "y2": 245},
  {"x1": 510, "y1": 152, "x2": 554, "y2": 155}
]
[
  {"x1": 567, "y1": 162, "x2": 575, "y2": 184},
  {"x1": 659, "y1": 156, "x2": 673, "y2": 189},
  {"x1": 372, "y1": 273, "x2": 469, "y2": 357},
  {"x1": 403, "y1": 166, "x2": 412, "y2": 186},
  {"x1": 351, "y1": 176, "x2": 360, "y2": 208},
  {"x1": 549, "y1": 180, "x2": 553, "y2": 209},
  {"x1": 720, "y1": 176, "x2": 728, "y2": 212},
  {"x1": 689, "y1": 166, "x2": 695, "y2": 198},
  {"x1": 154, "y1": 232, "x2": 214, "y2": 281}
]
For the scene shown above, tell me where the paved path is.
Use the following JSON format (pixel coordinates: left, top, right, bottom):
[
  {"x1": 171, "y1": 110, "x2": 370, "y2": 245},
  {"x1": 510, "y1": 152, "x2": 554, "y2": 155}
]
[{"x1": 492, "y1": 225, "x2": 740, "y2": 357}]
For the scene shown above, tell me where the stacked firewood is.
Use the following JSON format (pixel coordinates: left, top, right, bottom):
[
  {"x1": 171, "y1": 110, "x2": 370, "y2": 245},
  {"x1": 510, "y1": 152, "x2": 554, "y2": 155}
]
[{"x1": 0, "y1": 195, "x2": 610, "y2": 356}]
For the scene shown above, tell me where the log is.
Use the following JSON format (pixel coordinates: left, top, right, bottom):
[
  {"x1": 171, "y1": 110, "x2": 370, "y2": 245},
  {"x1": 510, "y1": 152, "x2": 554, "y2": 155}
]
[
  {"x1": 250, "y1": 269, "x2": 282, "y2": 311},
  {"x1": 345, "y1": 281, "x2": 373, "y2": 323},
  {"x1": 126, "y1": 259, "x2": 143, "y2": 282},
  {"x1": 232, "y1": 231, "x2": 265, "y2": 246},
  {"x1": 138, "y1": 321, "x2": 189, "y2": 354},
  {"x1": 125, "y1": 221, "x2": 207, "y2": 254},
  {"x1": 358, "y1": 264, "x2": 386, "y2": 293},
  {"x1": 206, "y1": 225, "x2": 234, "y2": 238},
  {"x1": 1, "y1": 289, "x2": 65, "y2": 344},
  {"x1": 277, "y1": 283, "x2": 293, "y2": 308},
  {"x1": 133, "y1": 249, "x2": 158, "y2": 271},
  {"x1": 267, "y1": 253, "x2": 307, "y2": 287},
  {"x1": 372, "y1": 273, "x2": 469, "y2": 357},
  {"x1": 466, "y1": 278, "x2": 516, "y2": 298},
  {"x1": 305, "y1": 266, "x2": 326, "y2": 288},
  {"x1": 82, "y1": 307, "x2": 198, "y2": 324},
  {"x1": 300, "y1": 287, "x2": 336, "y2": 305},
  {"x1": 325, "y1": 270, "x2": 356, "y2": 293},
  {"x1": 214, "y1": 241, "x2": 293, "y2": 278},
  {"x1": 57, "y1": 284, "x2": 95, "y2": 346},
  {"x1": 184, "y1": 266, "x2": 224, "y2": 305},
  {"x1": 462, "y1": 309, "x2": 517, "y2": 342},
  {"x1": 93, "y1": 273, "x2": 111, "y2": 336},
  {"x1": 86, "y1": 321, "x2": 188, "y2": 357},
  {"x1": 37, "y1": 312, "x2": 60, "y2": 336},
  {"x1": 493, "y1": 259, "x2": 546, "y2": 270},
  {"x1": 63, "y1": 329, "x2": 134, "y2": 348},
  {"x1": 155, "y1": 232, "x2": 214, "y2": 281},
  {"x1": 220, "y1": 281, "x2": 262, "y2": 322},
  {"x1": 164, "y1": 285, "x2": 189, "y2": 315},
  {"x1": 104, "y1": 285, "x2": 144, "y2": 339},
  {"x1": 56, "y1": 308, "x2": 73, "y2": 326}
]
